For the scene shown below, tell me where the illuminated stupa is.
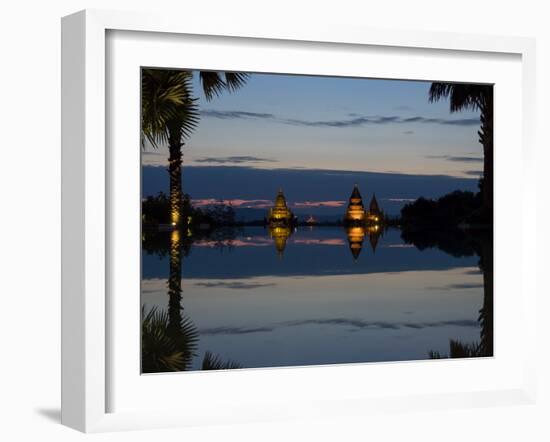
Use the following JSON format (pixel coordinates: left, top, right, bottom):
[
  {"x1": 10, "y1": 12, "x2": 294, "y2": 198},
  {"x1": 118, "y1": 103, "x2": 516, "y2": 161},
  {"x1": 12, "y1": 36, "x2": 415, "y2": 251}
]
[
  {"x1": 367, "y1": 193, "x2": 383, "y2": 224},
  {"x1": 344, "y1": 184, "x2": 366, "y2": 224},
  {"x1": 268, "y1": 188, "x2": 295, "y2": 226}
]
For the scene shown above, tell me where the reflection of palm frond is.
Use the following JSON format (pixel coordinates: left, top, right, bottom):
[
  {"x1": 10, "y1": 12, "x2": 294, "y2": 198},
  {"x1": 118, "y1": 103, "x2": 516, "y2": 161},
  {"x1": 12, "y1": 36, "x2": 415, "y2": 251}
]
[
  {"x1": 428, "y1": 339, "x2": 482, "y2": 359},
  {"x1": 449, "y1": 340, "x2": 480, "y2": 358},
  {"x1": 141, "y1": 306, "x2": 199, "y2": 373},
  {"x1": 477, "y1": 304, "x2": 493, "y2": 357},
  {"x1": 201, "y1": 351, "x2": 242, "y2": 370},
  {"x1": 428, "y1": 350, "x2": 443, "y2": 359}
]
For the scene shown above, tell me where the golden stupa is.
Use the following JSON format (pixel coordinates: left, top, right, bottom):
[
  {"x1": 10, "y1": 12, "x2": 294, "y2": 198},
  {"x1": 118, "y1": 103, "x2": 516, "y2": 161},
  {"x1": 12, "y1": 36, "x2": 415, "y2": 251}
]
[
  {"x1": 366, "y1": 193, "x2": 383, "y2": 224},
  {"x1": 268, "y1": 188, "x2": 295, "y2": 226},
  {"x1": 344, "y1": 184, "x2": 366, "y2": 224}
]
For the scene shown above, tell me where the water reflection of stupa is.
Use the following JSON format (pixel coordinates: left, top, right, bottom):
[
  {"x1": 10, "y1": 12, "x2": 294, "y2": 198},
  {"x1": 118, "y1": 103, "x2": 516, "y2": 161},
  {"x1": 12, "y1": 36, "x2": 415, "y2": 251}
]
[
  {"x1": 367, "y1": 225, "x2": 381, "y2": 253},
  {"x1": 345, "y1": 224, "x2": 383, "y2": 260},
  {"x1": 346, "y1": 226, "x2": 366, "y2": 260},
  {"x1": 269, "y1": 225, "x2": 292, "y2": 257},
  {"x1": 267, "y1": 188, "x2": 296, "y2": 227}
]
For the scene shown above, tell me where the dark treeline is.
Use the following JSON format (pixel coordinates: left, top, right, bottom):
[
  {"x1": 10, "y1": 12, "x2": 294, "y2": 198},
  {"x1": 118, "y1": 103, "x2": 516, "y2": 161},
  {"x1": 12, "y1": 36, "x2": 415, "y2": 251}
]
[
  {"x1": 400, "y1": 189, "x2": 489, "y2": 229},
  {"x1": 143, "y1": 192, "x2": 236, "y2": 228},
  {"x1": 144, "y1": 188, "x2": 492, "y2": 234}
]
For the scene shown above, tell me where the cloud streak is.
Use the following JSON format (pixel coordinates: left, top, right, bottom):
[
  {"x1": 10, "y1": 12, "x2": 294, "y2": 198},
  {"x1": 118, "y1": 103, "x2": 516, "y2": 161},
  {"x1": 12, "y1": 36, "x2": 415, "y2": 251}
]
[
  {"x1": 427, "y1": 282, "x2": 484, "y2": 290},
  {"x1": 463, "y1": 170, "x2": 483, "y2": 177},
  {"x1": 200, "y1": 326, "x2": 275, "y2": 335},
  {"x1": 194, "y1": 155, "x2": 277, "y2": 165},
  {"x1": 383, "y1": 198, "x2": 417, "y2": 203},
  {"x1": 193, "y1": 238, "x2": 272, "y2": 248},
  {"x1": 201, "y1": 109, "x2": 480, "y2": 128},
  {"x1": 286, "y1": 318, "x2": 480, "y2": 330},
  {"x1": 199, "y1": 317, "x2": 480, "y2": 336},
  {"x1": 201, "y1": 110, "x2": 275, "y2": 120},
  {"x1": 426, "y1": 155, "x2": 483, "y2": 163},
  {"x1": 192, "y1": 198, "x2": 273, "y2": 208},
  {"x1": 191, "y1": 198, "x2": 348, "y2": 210},
  {"x1": 194, "y1": 281, "x2": 276, "y2": 290},
  {"x1": 292, "y1": 200, "x2": 346, "y2": 208},
  {"x1": 293, "y1": 238, "x2": 346, "y2": 246}
]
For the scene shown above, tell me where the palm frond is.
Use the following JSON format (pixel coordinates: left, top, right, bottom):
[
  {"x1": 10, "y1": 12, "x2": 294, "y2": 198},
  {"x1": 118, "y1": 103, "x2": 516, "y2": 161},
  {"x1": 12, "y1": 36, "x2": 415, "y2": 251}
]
[
  {"x1": 199, "y1": 71, "x2": 249, "y2": 101},
  {"x1": 222, "y1": 72, "x2": 249, "y2": 92},
  {"x1": 141, "y1": 69, "x2": 199, "y2": 149},
  {"x1": 428, "y1": 83, "x2": 454, "y2": 103},
  {"x1": 429, "y1": 82, "x2": 492, "y2": 113}
]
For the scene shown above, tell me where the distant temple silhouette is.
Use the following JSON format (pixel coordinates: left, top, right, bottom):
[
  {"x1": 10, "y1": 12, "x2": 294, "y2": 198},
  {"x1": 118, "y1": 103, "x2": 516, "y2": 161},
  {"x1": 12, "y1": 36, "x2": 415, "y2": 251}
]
[
  {"x1": 343, "y1": 184, "x2": 384, "y2": 260},
  {"x1": 305, "y1": 215, "x2": 318, "y2": 225},
  {"x1": 266, "y1": 188, "x2": 296, "y2": 257},
  {"x1": 344, "y1": 184, "x2": 366, "y2": 224},
  {"x1": 267, "y1": 188, "x2": 296, "y2": 227},
  {"x1": 262, "y1": 185, "x2": 384, "y2": 259},
  {"x1": 344, "y1": 184, "x2": 384, "y2": 226}
]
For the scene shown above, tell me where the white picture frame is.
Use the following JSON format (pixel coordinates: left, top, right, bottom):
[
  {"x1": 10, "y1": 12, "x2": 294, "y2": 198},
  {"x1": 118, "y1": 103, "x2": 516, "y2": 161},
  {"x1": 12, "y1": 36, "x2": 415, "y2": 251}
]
[{"x1": 61, "y1": 9, "x2": 537, "y2": 433}]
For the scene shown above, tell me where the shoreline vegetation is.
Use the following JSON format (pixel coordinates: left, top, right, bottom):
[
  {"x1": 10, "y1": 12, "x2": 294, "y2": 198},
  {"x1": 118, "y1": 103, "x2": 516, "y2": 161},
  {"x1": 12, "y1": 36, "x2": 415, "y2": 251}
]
[{"x1": 142, "y1": 187, "x2": 491, "y2": 233}]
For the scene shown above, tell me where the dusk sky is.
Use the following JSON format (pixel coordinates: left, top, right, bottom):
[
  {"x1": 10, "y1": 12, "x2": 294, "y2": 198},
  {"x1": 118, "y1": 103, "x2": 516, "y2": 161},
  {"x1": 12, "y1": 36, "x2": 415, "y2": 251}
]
[{"x1": 142, "y1": 72, "x2": 483, "y2": 216}]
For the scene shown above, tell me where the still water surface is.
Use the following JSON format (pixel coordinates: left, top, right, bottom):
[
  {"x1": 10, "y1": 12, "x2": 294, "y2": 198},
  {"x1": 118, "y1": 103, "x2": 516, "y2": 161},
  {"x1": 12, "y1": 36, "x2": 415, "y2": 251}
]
[{"x1": 142, "y1": 226, "x2": 491, "y2": 370}]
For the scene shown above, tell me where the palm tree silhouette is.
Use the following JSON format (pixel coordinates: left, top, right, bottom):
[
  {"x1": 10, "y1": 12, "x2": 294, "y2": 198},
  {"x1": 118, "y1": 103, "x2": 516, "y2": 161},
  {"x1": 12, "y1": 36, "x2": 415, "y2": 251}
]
[
  {"x1": 428, "y1": 234, "x2": 493, "y2": 360},
  {"x1": 429, "y1": 83, "x2": 493, "y2": 217},
  {"x1": 141, "y1": 306, "x2": 242, "y2": 373},
  {"x1": 141, "y1": 306, "x2": 199, "y2": 373},
  {"x1": 142, "y1": 228, "x2": 244, "y2": 373},
  {"x1": 141, "y1": 69, "x2": 247, "y2": 226}
]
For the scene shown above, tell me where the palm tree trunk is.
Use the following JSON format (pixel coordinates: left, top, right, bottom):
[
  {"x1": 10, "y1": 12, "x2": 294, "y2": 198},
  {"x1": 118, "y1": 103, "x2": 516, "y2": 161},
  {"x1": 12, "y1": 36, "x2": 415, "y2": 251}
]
[
  {"x1": 166, "y1": 125, "x2": 184, "y2": 335},
  {"x1": 168, "y1": 126, "x2": 183, "y2": 226},
  {"x1": 479, "y1": 94, "x2": 493, "y2": 220}
]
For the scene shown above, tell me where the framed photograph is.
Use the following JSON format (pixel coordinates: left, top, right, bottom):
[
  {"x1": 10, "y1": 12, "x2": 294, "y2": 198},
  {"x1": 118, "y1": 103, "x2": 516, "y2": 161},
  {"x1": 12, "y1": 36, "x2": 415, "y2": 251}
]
[{"x1": 61, "y1": 9, "x2": 537, "y2": 432}]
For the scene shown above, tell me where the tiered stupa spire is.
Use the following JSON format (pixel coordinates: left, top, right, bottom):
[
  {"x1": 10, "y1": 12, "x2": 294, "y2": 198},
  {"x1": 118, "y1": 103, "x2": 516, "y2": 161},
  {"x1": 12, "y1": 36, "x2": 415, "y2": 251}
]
[
  {"x1": 367, "y1": 193, "x2": 383, "y2": 223},
  {"x1": 344, "y1": 184, "x2": 366, "y2": 224},
  {"x1": 267, "y1": 188, "x2": 295, "y2": 226}
]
